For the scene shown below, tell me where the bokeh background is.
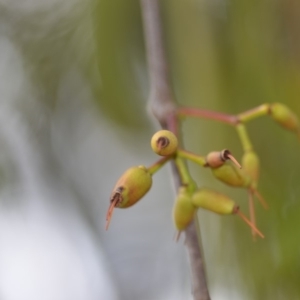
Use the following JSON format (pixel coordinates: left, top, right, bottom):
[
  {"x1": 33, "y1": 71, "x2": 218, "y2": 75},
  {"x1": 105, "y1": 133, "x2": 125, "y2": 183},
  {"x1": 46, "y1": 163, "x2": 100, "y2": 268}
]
[{"x1": 0, "y1": 0, "x2": 300, "y2": 299}]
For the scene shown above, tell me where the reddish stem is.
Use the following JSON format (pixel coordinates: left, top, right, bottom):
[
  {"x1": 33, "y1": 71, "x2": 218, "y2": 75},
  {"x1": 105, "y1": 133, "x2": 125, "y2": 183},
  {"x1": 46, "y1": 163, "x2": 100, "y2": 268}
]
[
  {"x1": 167, "y1": 112, "x2": 179, "y2": 136},
  {"x1": 105, "y1": 198, "x2": 118, "y2": 230},
  {"x1": 177, "y1": 107, "x2": 239, "y2": 126},
  {"x1": 237, "y1": 211, "x2": 265, "y2": 239},
  {"x1": 248, "y1": 190, "x2": 256, "y2": 240},
  {"x1": 253, "y1": 189, "x2": 269, "y2": 210},
  {"x1": 222, "y1": 150, "x2": 242, "y2": 169}
]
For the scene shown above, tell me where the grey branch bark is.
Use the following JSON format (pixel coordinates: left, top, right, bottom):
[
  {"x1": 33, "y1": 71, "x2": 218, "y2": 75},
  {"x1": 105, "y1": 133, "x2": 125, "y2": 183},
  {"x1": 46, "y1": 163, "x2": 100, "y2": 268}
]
[
  {"x1": 140, "y1": 1, "x2": 211, "y2": 299},
  {"x1": 140, "y1": 0, "x2": 176, "y2": 126}
]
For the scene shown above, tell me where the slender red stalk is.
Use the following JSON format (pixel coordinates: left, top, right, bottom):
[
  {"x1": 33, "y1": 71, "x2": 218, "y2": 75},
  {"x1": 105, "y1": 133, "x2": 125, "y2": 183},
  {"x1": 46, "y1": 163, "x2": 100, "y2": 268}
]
[
  {"x1": 177, "y1": 107, "x2": 238, "y2": 126},
  {"x1": 105, "y1": 198, "x2": 118, "y2": 230},
  {"x1": 248, "y1": 190, "x2": 256, "y2": 240},
  {"x1": 237, "y1": 211, "x2": 265, "y2": 239},
  {"x1": 253, "y1": 189, "x2": 269, "y2": 210},
  {"x1": 167, "y1": 112, "x2": 179, "y2": 136},
  {"x1": 227, "y1": 153, "x2": 242, "y2": 169}
]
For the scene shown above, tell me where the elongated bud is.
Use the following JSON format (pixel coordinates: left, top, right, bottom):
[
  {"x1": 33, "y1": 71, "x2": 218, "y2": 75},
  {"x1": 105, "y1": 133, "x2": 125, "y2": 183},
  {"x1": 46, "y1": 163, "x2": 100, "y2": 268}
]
[
  {"x1": 212, "y1": 163, "x2": 250, "y2": 187},
  {"x1": 151, "y1": 130, "x2": 178, "y2": 156},
  {"x1": 205, "y1": 149, "x2": 241, "y2": 169},
  {"x1": 270, "y1": 103, "x2": 300, "y2": 133},
  {"x1": 106, "y1": 166, "x2": 152, "y2": 230},
  {"x1": 173, "y1": 187, "x2": 196, "y2": 231},
  {"x1": 192, "y1": 188, "x2": 238, "y2": 215},
  {"x1": 192, "y1": 188, "x2": 265, "y2": 238},
  {"x1": 242, "y1": 151, "x2": 260, "y2": 187}
]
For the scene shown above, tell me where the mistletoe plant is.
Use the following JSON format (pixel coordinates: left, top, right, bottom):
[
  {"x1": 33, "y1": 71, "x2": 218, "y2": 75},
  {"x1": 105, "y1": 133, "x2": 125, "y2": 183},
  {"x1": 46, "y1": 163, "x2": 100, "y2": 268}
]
[{"x1": 106, "y1": 103, "x2": 299, "y2": 240}]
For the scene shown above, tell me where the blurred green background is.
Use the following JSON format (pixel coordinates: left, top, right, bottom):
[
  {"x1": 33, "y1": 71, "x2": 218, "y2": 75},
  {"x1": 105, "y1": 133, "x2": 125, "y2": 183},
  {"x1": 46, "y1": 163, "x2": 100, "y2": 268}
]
[
  {"x1": 1, "y1": 0, "x2": 300, "y2": 299},
  {"x1": 94, "y1": 0, "x2": 300, "y2": 299}
]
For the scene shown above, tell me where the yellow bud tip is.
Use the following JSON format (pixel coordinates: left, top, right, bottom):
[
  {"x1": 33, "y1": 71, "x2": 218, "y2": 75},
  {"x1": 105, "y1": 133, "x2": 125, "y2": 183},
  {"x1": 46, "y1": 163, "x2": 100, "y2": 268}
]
[
  {"x1": 236, "y1": 210, "x2": 265, "y2": 239},
  {"x1": 222, "y1": 149, "x2": 242, "y2": 169}
]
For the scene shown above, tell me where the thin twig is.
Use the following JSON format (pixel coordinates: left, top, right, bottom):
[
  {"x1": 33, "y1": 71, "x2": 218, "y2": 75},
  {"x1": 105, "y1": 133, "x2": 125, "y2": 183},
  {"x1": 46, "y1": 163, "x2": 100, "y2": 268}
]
[
  {"x1": 140, "y1": 1, "x2": 211, "y2": 299},
  {"x1": 177, "y1": 107, "x2": 238, "y2": 126}
]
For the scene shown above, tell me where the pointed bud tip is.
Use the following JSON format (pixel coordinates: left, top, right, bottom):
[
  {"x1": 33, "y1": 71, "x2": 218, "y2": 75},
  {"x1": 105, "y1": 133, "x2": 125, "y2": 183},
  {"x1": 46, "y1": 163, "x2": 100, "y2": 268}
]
[
  {"x1": 237, "y1": 211, "x2": 265, "y2": 239},
  {"x1": 174, "y1": 231, "x2": 182, "y2": 242},
  {"x1": 222, "y1": 149, "x2": 242, "y2": 169}
]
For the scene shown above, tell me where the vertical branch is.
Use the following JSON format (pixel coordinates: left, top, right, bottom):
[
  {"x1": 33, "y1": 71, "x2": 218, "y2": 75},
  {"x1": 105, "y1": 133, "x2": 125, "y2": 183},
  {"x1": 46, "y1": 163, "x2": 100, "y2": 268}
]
[
  {"x1": 140, "y1": 0, "x2": 176, "y2": 126},
  {"x1": 140, "y1": 1, "x2": 211, "y2": 299}
]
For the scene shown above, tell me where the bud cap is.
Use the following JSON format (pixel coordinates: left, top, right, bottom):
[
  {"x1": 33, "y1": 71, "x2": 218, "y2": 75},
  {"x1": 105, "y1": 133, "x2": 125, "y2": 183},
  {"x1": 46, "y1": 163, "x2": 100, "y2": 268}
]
[{"x1": 151, "y1": 130, "x2": 178, "y2": 156}]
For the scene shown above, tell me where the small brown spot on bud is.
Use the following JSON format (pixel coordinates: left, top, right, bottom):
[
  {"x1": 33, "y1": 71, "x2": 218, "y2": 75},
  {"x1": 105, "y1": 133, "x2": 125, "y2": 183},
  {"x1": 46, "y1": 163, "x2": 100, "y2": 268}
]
[
  {"x1": 157, "y1": 136, "x2": 170, "y2": 149},
  {"x1": 232, "y1": 205, "x2": 240, "y2": 214},
  {"x1": 110, "y1": 186, "x2": 124, "y2": 207},
  {"x1": 151, "y1": 130, "x2": 178, "y2": 156}
]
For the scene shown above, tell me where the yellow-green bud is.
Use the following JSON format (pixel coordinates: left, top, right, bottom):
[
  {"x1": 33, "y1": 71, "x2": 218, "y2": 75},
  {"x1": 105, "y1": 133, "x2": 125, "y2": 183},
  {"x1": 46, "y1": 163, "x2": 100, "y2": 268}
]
[
  {"x1": 110, "y1": 165, "x2": 152, "y2": 208},
  {"x1": 151, "y1": 130, "x2": 178, "y2": 156},
  {"x1": 106, "y1": 166, "x2": 152, "y2": 230},
  {"x1": 192, "y1": 188, "x2": 238, "y2": 215},
  {"x1": 270, "y1": 103, "x2": 300, "y2": 132},
  {"x1": 242, "y1": 151, "x2": 260, "y2": 187},
  {"x1": 212, "y1": 163, "x2": 250, "y2": 187},
  {"x1": 173, "y1": 187, "x2": 196, "y2": 231},
  {"x1": 192, "y1": 188, "x2": 265, "y2": 238}
]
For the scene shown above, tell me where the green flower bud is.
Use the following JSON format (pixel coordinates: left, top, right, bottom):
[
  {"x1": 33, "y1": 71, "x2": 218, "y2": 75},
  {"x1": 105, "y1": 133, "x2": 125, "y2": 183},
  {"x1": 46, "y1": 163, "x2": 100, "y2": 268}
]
[
  {"x1": 151, "y1": 130, "x2": 178, "y2": 156},
  {"x1": 192, "y1": 188, "x2": 238, "y2": 215},
  {"x1": 242, "y1": 151, "x2": 260, "y2": 187},
  {"x1": 192, "y1": 188, "x2": 265, "y2": 238},
  {"x1": 173, "y1": 187, "x2": 196, "y2": 231},
  {"x1": 106, "y1": 166, "x2": 152, "y2": 230},
  {"x1": 270, "y1": 103, "x2": 300, "y2": 132},
  {"x1": 110, "y1": 166, "x2": 152, "y2": 208},
  {"x1": 212, "y1": 163, "x2": 250, "y2": 187}
]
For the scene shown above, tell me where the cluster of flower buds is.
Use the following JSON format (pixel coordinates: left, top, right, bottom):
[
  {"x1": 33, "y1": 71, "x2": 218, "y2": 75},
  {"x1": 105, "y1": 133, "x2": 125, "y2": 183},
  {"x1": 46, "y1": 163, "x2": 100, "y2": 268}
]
[
  {"x1": 107, "y1": 102, "x2": 299, "y2": 241},
  {"x1": 107, "y1": 130, "x2": 265, "y2": 238},
  {"x1": 204, "y1": 149, "x2": 267, "y2": 237},
  {"x1": 172, "y1": 186, "x2": 264, "y2": 239}
]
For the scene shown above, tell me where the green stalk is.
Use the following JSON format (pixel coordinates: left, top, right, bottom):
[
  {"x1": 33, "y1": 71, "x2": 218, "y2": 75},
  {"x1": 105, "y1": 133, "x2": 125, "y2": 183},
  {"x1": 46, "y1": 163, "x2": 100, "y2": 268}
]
[
  {"x1": 237, "y1": 104, "x2": 270, "y2": 123},
  {"x1": 177, "y1": 149, "x2": 206, "y2": 167},
  {"x1": 236, "y1": 124, "x2": 253, "y2": 152},
  {"x1": 147, "y1": 156, "x2": 172, "y2": 175},
  {"x1": 174, "y1": 155, "x2": 197, "y2": 194}
]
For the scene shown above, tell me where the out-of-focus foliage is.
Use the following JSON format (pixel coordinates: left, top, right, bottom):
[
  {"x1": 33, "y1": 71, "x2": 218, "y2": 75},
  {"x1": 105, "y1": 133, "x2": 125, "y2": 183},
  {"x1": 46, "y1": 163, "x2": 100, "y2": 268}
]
[
  {"x1": 93, "y1": 0, "x2": 149, "y2": 130},
  {"x1": 94, "y1": 0, "x2": 300, "y2": 299},
  {"x1": 0, "y1": 0, "x2": 299, "y2": 299}
]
